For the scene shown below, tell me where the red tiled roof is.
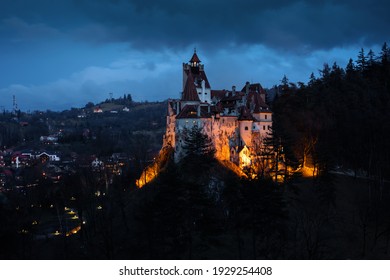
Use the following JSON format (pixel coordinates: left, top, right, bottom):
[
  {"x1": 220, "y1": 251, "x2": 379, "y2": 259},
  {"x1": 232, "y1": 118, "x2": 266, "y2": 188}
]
[
  {"x1": 211, "y1": 90, "x2": 228, "y2": 99},
  {"x1": 221, "y1": 92, "x2": 243, "y2": 102},
  {"x1": 185, "y1": 69, "x2": 211, "y2": 89},
  {"x1": 238, "y1": 106, "x2": 255, "y2": 121},
  {"x1": 190, "y1": 52, "x2": 201, "y2": 63},
  {"x1": 241, "y1": 83, "x2": 266, "y2": 94},
  {"x1": 247, "y1": 91, "x2": 270, "y2": 113},
  {"x1": 239, "y1": 82, "x2": 271, "y2": 113},
  {"x1": 176, "y1": 104, "x2": 214, "y2": 119},
  {"x1": 182, "y1": 74, "x2": 200, "y2": 101}
]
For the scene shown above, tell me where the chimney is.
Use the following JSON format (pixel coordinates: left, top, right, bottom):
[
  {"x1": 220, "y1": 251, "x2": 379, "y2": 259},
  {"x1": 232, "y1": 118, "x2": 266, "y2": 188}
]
[
  {"x1": 176, "y1": 101, "x2": 180, "y2": 115},
  {"x1": 201, "y1": 80, "x2": 205, "y2": 101},
  {"x1": 197, "y1": 105, "x2": 201, "y2": 117},
  {"x1": 245, "y1": 82, "x2": 250, "y2": 95}
]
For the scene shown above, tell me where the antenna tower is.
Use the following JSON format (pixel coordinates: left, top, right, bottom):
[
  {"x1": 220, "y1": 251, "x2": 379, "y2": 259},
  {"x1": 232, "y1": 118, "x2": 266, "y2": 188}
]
[{"x1": 12, "y1": 95, "x2": 18, "y2": 116}]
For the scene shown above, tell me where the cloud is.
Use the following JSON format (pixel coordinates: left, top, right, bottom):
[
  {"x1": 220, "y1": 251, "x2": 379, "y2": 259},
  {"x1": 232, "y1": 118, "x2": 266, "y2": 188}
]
[
  {"x1": 70, "y1": 0, "x2": 390, "y2": 52},
  {"x1": 0, "y1": 51, "x2": 182, "y2": 111},
  {"x1": 1, "y1": 17, "x2": 60, "y2": 42},
  {"x1": 1, "y1": 0, "x2": 388, "y2": 51}
]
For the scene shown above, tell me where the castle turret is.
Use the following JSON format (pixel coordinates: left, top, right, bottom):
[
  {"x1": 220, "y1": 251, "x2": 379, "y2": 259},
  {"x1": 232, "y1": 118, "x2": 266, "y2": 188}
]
[
  {"x1": 182, "y1": 50, "x2": 211, "y2": 104},
  {"x1": 238, "y1": 106, "x2": 253, "y2": 147}
]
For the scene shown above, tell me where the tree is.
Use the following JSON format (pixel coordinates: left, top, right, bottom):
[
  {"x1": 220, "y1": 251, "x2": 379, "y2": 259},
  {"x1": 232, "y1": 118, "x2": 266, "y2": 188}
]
[
  {"x1": 357, "y1": 48, "x2": 368, "y2": 72},
  {"x1": 367, "y1": 49, "x2": 376, "y2": 66},
  {"x1": 85, "y1": 102, "x2": 94, "y2": 108},
  {"x1": 308, "y1": 72, "x2": 317, "y2": 87},
  {"x1": 346, "y1": 58, "x2": 355, "y2": 74},
  {"x1": 182, "y1": 125, "x2": 215, "y2": 160},
  {"x1": 380, "y1": 42, "x2": 389, "y2": 65}
]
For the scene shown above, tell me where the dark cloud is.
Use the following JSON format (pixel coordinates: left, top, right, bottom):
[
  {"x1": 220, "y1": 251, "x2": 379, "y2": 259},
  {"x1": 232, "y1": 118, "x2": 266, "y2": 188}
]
[
  {"x1": 1, "y1": 0, "x2": 388, "y2": 52},
  {"x1": 70, "y1": 0, "x2": 390, "y2": 52}
]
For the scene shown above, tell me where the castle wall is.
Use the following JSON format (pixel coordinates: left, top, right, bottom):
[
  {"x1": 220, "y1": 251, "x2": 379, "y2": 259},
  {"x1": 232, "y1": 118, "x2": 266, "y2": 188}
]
[
  {"x1": 239, "y1": 120, "x2": 253, "y2": 147},
  {"x1": 211, "y1": 116, "x2": 238, "y2": 161}
]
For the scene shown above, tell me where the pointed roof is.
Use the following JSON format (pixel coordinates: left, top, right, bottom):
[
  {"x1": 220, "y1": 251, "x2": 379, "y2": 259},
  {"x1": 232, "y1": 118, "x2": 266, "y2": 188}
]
[
  {"x1": 182, "y1": 73, "x2": 200, "y2": 101},
  {"x1": 190, "y1": 51, "x2": 201, "y2": 63},
  {"x1": 241, "y1": 82, "x2": 270, "y2": 113},
  {"x1": 238, "y1": 106, "x2": 255, "y2": 121}
]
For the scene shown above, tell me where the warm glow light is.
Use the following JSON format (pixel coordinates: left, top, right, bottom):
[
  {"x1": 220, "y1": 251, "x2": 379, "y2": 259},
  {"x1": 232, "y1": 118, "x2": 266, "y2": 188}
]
[
  {"x1": 136, "y1": 147, "x2": 172, "y2": 188},
  {"x1": 300, "y1": 166, "x2": 316, "y2": 177},
  {"x1": 65, "y1": 225, "x2": 81, "y2": 237},
  {"x1": 97, "y1": 205, "x2": 103, "y2": 210},
  {"x1": 136, "y1": 163, "x2": 159, "y2": 188}
]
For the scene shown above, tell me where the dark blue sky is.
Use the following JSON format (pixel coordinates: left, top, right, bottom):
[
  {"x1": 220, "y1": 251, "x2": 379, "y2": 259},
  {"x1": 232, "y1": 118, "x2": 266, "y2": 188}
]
[{"x1": 1, "y1": 0, "x2": 389, "y2": 111}]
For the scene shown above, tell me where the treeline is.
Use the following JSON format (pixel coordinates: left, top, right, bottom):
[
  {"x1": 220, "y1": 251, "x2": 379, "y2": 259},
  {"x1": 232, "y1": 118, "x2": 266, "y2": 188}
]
[{"x1": 273, "y1": 43, "x2": 390, "y2": 181}]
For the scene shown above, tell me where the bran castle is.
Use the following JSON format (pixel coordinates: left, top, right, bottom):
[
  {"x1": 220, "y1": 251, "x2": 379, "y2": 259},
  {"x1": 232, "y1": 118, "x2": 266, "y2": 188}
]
[{"x1": 162, "y1": 51, "x2": 273, "y2": 168}]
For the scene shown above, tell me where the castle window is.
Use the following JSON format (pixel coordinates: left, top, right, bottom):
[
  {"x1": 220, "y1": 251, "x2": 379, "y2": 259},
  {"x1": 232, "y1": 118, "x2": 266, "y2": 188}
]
[
  {"x1": 265, "y1": 114, "x2": 267, "y2": 119},
  {"x1": 263, "y1": 125, "x2": 266, "y2": 130},
  {"x1": 245, "y1": 126, "x2": 248, "y2": 131}
]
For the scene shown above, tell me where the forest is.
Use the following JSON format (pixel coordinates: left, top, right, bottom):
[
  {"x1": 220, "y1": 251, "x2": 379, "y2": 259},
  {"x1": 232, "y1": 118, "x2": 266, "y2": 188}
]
[{"x1": 273, "y1": 43, "x2": 390, "y2": 184}]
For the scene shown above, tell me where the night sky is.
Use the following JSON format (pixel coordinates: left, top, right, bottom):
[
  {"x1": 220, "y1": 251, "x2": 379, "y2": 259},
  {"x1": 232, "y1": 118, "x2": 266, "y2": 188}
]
[{"x1": 1, "y1": 0, "x2": 389, "y2": 111}]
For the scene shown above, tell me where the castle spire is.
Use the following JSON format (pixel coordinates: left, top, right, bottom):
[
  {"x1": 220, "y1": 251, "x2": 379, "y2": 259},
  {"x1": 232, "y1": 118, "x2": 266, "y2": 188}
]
[{"x1": 189, "y1": 49, "x2": 201, "y2": 67}]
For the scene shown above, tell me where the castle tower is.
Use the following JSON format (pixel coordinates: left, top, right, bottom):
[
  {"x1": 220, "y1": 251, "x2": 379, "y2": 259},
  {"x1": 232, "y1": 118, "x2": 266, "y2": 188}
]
[
  {"x1": 238, "y1": 106, "x2": 253, "y2": 147},
  {"x1": 182, "y1": 50, "x2": 211, "y2": 104}
]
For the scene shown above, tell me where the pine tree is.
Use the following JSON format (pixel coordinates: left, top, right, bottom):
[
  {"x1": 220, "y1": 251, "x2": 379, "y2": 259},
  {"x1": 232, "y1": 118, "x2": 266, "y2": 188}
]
[
  {"x1": 320, "y1": 63, "x2": 331, "y2": 80},
  {"x1": 380, "y1": 42, "x2": 389, "y2": 65},
  {"x1": 281, "y1": 75, "x2": 290, "y2": 95},
  {"x1": 357, "y1": 48, "x2": 368, "y2": 72},
  {"x1": 182, "y1": 125, "x2": 215, "y2": 160},
  {"x1": 346, "y1": 58, "x2": 355, "y2": 76},
  {"x1": 308, "y1": 72, "x2": 316, "y2": 87},
  {"x1": 367, "y1": 49, "x2": 376, "y2": 66}
]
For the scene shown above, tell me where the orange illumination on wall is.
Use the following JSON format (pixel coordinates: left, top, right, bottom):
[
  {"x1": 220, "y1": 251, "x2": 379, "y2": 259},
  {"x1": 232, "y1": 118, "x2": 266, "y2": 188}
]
[{"x1": 135, "y1": 147, "x2": 173, "y2": 188}]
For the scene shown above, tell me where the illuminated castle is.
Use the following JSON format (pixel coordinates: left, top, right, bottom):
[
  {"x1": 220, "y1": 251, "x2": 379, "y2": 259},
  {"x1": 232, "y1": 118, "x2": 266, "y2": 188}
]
[{"x1": 163, "y1": 51, "x2": 273, "y2": 168}]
